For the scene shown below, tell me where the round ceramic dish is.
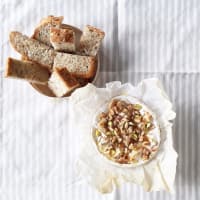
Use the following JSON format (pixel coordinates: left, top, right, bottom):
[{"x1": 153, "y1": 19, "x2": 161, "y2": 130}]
[
  {"x1": 92, "y1": 95, "x2": 161, "y2": 168},
  {"x1": 30, "y1": 24, "x2": 100, "y2": 97}
]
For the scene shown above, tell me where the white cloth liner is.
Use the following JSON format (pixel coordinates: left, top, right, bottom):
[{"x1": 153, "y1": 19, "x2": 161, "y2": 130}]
[{"x1": 70, "y1": 78, "x2": 177, "y2": 193}]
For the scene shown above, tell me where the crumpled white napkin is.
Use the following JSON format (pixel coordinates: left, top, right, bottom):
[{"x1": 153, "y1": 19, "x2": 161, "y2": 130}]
[{"x1": 69, "y1": 78, "x2": 178, "y2": 193}]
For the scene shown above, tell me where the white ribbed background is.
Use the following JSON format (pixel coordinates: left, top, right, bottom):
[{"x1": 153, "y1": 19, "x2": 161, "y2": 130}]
[{"x1": 0, "y1": 0, "x2": 200, "y2": 199}]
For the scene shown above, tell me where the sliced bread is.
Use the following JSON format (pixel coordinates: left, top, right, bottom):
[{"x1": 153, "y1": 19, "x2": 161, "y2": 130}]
[
  {"x1": 79, "y1": 25, "x2": 105, "y2": 56},
  {"x1": 50, "y1": 27, "x2": 76, "y2": 53},
  {"x1": 53, "y1": 52, "x2": 97, "y2": 79},
  {"x1": 9, "y1": 31, "x2": 56, "y2": 69},
  {"x1": 5, "y1": 57, "x2": 50, "y2": 84},
  {"x1": 33, "y1": 15, "x2": 64, "y2": 46},
  {"x1": 48, "y1": 67, "x2": 80, "y2": 97}
]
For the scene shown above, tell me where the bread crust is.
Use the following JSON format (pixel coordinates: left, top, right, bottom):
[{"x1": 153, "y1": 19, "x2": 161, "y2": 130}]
[
  {"x1": 5, "y1": 57, "x2": 50, "y2": 84},
  {"x1": 54, "y1": 67, "x2": 79, "y2": 87},
  {"x1": 48, "y1": 67, "x2": 80, "y2": 97}
]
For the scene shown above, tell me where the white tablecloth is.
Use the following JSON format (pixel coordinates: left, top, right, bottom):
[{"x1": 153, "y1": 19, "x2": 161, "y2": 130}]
[{"x1": 0, "y1": 0, "x2": 199, "y2": 199}]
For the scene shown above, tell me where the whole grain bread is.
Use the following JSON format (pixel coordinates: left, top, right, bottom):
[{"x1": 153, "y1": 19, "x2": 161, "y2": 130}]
[
  {"x1": 33, "y1": 15, "x2": 63, "y2": 46},
  {"x1": 5, "y1": 57, "x2": 50, "y2": 84},
  {"x1": 48, "y1": 67, "x2": 80, "y2": 97},
  {"x1": 50, "y1": 27, "x2": 76, "y2": 53},
  {"x1": 9, "y1": 31, "x2": 56, "y2": 69},
  {"x1": 79, "y1": 25, "x2": 105, "y2": 56},
  {"x1": 53, "y1": 52, "x2": 97, "y2": 79}
]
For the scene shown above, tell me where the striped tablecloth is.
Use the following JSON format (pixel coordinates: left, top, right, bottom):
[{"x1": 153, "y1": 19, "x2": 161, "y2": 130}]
[{"x1": 0, "y1": 0, "x2": 199, "y2": 199}]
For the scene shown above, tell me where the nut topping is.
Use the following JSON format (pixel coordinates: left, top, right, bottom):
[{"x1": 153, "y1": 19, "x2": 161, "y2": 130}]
[{"x1": 93, "y1": 99, "x2": 160, "y2": 164}]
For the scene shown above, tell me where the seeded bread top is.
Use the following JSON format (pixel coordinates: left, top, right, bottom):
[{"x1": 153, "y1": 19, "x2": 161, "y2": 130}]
[
  {"x1": 86, "y1": 25, "x2": 105, "y2": 36},
  {"x1": 79, "y1": 25, "x2": 105, "y2": 56},
  {"x1": 50, "y1": 27, "x2": 75, "y2": 43},
  {"x1": 33, "y1": 15, "x2": 64, "y2": 46}
]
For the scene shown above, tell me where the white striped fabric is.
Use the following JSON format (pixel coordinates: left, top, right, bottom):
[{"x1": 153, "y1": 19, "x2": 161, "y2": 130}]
[{"x1": 0, "y1": 0, "x2": 200, "y2": 200}]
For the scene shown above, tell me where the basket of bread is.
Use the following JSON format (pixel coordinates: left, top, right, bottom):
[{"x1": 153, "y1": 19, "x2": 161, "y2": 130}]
[{"x1": 5, "y1": 15, "x2": 105, "y2": 97}]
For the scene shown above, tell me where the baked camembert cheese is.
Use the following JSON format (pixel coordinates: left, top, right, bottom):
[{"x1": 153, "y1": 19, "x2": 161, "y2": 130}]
[{"x1": 93, "y1": 98, "x2": 160, "y2": 166}]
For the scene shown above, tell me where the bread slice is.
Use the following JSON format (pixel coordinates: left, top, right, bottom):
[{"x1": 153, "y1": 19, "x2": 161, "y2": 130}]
[
  {"x1": 9, "y1": 31, "x2": 56, "y2": 69},
  {"x1": 48, "y1": 67, "x2": 80, "y2": 97},
  {"x1": 33, "y1": 15, "x2": 64, "y2": 46},
  {"x1": 53, "y1": 52, "x2": 97, "y2": 79},
  {"x1": 79, "y1": 25, "x2": 105, "y2": 56},
  {"x1": 50, "y1": 27, "x2": 76, "y2": 53},
  {"x1": 5, "y1": 57, "x2": 50, "y2": 84}
]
